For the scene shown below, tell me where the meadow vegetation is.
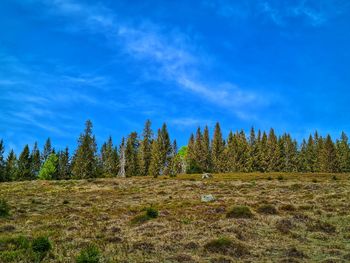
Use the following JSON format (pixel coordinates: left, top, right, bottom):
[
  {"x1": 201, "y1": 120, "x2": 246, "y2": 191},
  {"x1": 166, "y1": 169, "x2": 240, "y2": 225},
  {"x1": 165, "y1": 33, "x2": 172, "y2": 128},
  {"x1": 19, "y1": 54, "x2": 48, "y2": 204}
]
[{"x1": 1, "y1": 173, "x2": 349, "y2": 262}]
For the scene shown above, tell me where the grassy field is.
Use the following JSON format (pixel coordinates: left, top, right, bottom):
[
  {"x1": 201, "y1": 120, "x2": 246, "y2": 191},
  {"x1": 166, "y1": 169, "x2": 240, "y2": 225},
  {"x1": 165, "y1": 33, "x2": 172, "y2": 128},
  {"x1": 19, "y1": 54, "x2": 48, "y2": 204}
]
[{"x1": 1, "y1": 173, "x2": 350, "y2": 262}]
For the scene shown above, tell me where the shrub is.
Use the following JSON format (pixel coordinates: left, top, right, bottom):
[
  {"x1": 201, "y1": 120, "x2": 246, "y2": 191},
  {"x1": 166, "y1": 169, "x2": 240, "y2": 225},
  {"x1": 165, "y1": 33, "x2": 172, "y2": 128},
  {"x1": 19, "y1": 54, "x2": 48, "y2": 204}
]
[
  {"x1": 277, "y1": 175, "x2": 284, "y2": 181},
  {"x1": 63, "y1": 200, "x2": 69, "y2": 204},
  {"x1": 0, "y1": 199, "x2": 10, "y2": 217},
  {"x1": 204, "y1": 237, "x2": 249, "y2": 257},
  {"x1": 32, "y1": 236, "x2": 52, "y2": 254},
  {"x1": 76, "y1": 245, "x2": 100, "y2": 263},
  {"x1": 226, "y1": 206, "x2": 253, "y2": 219},
  {"x1": 145, "y1": 207, "x2": 159, "y2": 218},
  {"x1": 257, "y1": 204, "x2": 278, "y2": 215}
]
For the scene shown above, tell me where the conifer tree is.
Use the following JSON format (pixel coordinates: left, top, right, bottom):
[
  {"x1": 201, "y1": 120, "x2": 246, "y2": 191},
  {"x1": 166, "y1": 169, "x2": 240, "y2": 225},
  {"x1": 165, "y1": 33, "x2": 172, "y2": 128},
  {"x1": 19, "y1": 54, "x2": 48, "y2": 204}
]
[
  {"x1": 0, "y1": 140, "x2": 5, "y2": 182},
  {"x1": 139, "y1": 120, "x2": 153, "y2": 176},
  {"x1": 237, "y1": 130, "x2": 252, "y2": 172},
  {"x1": 305, "y1": 135, "x2": 317, "y2": 172},
  {"x1": 258, "y1": 131, "x2": 269, "y2": 172},
  {"x1": 101, "y1": 136, "x2": 119, "y2": 177},
  {"x1": 185, "y1": 133, "x2": 198, "y2": 173},
  {"x1": 18, "y1": 145, "x2": 33, "y2": 180},
  {"x1": 211, "y1": 122, "x2": 225, "y2": 173},
  {"x1": 125, "y1": 132, "x2": 139, "y2": 177},
  {"x1": 298, "y1": 139, "x2": 308, "y2": 172},
  {"x1": 31, "y1": 142, "x2": 41, "y2": 178},
  {"x1": 249, "y1": 127, "x2": 259, "y2": 171},
  {"x1": 336, "y1": 132, "x2": 350, "y2": 172},
  {"x1": 159, "y1": 123, "x2": 172, "y2": 174},
  {"x1": 279, "y1": 134, "x2": 298, "y2": 172},
  {"x1": 42, "y1": 138, "x2": 53, "y2": 163},
  {"x1": 267, "y1": 128, "x2": 279, "y2": 172},
  {"x1": 72, "y1": 120, "x2": 99, "y2": 179},
  {"x1": 57, "y1": 147, "x2": 71, "y2": 180},
  {"x1": 169, "y1": 140, "x2": 181, "y2": 177},
  {"x1": 193, "y1": 127, "x2": 204, "y2": 172},
  {"x1": 225, "y1": 131, "x2": 238, "y2": 172},
  {"x1": 5, "y1": 150, "x2": 17, "y2": 181},
  {"x1": 149, "y1": 130, "x2": 163, "y2": 177},
  {"x1": 202, "y1": 126, "x2": 212, "y2": 172},
  {"x1": 321, "y1": 135, "x2": 338, "y2": 173}
]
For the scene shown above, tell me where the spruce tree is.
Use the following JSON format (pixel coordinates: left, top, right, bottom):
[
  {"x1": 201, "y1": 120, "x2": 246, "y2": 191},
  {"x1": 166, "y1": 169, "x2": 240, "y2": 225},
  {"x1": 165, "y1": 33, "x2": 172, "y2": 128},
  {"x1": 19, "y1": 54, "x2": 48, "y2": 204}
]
[
  {"x1": 139, "y1": 120, "x2": 153, "y2": 176},
  {"x1": 336, "y1": 132, "x2": 350, "y2": 172},
  {"x1": 202, "y1": 126, "x2": 212, "y2": 172},
  {"x1": 31, "y1": 142, "x2": 41, "y2": 178},
  {"x1": 185, "y1": 133, "x2": 198, "y2": 173},
  {"x1": 42, "y1": 138, "x2": 53, "y2": 163},
  {"x1": 211, "y1": 122, "x2": 225, "y2": 173},
  {"x1": 249, "y1": 127, "x2": 259, "y2": 171},
  {"x1": 298, "y1": 139, "x2": 308, "y2": 172},
  {"x1": 149, "y1": 130, "x2": 162, "y2": 177},
  {"x1": 258, "y1": 131, "x2": 269, "y2": 172},
  {"x1": 101, "y1": 136, "x2": 119, "y2": 177},
  {"x1": 118, "y1": 138, "x2": 126, "y2": 177},
  {"x1": 72, "y1": 120, "x2": 99, "y2": 179},
  {"x1": 5, "y1": 150, "x2": 17, "y2": 181},
  {"x1": 18, "y1": 145, "x2": 33, "y2": 180},
  {"x1": 57, "y1": 147, "x2": 71, "y2": 180},
  {"x1": 321, "y1": 135, "x2": 338, "y2": 173},
  {"x1": 193, "y1": 127, "x2": 204, "y2": 173},
  {"x1": 159, "y1": 123, "x2": 172, "y2": 174},
  {"x1": 267, "y1": 128, "x2": 279, "y2": 172},
  {"x1": 0, "y1": 140, "x2": 5, "y2": 182},
  {"x1": 305, "y1": 135, "x2": 317, "y2": 172},
  {"x1": 169, "y1": 140, "x2": 181, "y2": 177},
  {"x1": 125, "y1": 132, "x2": 139, "y2": 177}
]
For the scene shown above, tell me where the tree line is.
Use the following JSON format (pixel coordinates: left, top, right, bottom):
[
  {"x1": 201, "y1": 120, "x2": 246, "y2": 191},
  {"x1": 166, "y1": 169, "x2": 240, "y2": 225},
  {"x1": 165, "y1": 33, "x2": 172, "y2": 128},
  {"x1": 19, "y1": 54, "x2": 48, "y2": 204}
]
[{"x1": 0, "y1": 120, "x2": 350, "y2": 182}]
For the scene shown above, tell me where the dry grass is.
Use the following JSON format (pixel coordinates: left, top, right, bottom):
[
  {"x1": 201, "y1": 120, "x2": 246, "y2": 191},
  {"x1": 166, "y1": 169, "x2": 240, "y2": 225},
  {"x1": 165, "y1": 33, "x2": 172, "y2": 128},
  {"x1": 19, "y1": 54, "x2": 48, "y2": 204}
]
[{"x1": 0, "y1": 173, "x2": 350, "y2": 262}]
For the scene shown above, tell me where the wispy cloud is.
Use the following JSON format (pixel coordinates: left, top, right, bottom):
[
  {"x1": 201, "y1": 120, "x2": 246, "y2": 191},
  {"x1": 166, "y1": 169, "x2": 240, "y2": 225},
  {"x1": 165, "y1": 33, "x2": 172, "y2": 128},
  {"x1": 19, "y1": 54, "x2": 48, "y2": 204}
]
[
  {"x1": 205, "y1": 0, "x2": 349, "y2": 27},
  {"x1": 38, "y1": 0, "x2": 267, "y2": 119}
]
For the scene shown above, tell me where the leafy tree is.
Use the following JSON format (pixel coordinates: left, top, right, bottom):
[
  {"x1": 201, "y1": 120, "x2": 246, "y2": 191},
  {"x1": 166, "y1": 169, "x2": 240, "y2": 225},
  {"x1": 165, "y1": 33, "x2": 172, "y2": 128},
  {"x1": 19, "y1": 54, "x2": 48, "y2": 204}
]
[
  {"x1": 17, "y1": 145, "x2": 33, "y2": 180},
  {"x1": 57, "y1": 147, "x2": 71, "y2": 180},
  {"x1": 101, "y1": 136, "x2": 119, "y2": 177},
  {"x1": 38, "y1": 153, "x2": 58, "y2": 180},
  {"x1": 139, "y1": 120, "x2": 153, "y2": 176},
  {"x1": 72, "y1": 120, "x2": 99, "y2": 179},
  {"x1": 211, "y1": 122, "x2": 225, "y2": 173},
  {"x1": 178, "y1": 145, "x2": 188, "y2": 173},
  {"x1": 31, "y1": 142, "x2": 41, "y2": 178},
  {"x1": 125, "y1": 132, "x2": 140, "y2": 177},
  {"x1": 0, "y1": 140, "x2": 5, "y2": 182},
  {"x1": 5, "y1": 150, "x2": 17, "y2": 181}
]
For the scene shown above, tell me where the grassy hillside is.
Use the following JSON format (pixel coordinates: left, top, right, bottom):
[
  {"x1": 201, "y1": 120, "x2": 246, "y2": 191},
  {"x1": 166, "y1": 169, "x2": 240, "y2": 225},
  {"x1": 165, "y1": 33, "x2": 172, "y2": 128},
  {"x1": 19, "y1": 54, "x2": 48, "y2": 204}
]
[{"x1": 1, "y1": 173, "x2": 350, "y2": 262}]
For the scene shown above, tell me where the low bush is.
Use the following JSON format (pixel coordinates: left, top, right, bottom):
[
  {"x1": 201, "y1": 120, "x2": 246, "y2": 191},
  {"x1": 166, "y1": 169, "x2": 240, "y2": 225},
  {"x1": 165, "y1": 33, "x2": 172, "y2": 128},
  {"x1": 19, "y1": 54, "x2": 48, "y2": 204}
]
[
  {"x1": 32, "y1": 236, "x2": 52, "y2": 254},
  {"x1": 226, "y1": 206, "x2": 253, "y2": 219},
  {"x1": 0, "y1": 199, "x2": 10, "y2": 217},
  {"x1": 145, "y1": 207, "x2": 159, "y2": 218},
  {"x1": 257, "y1": 204, "x2": 278, "y2": 215},
  {"x1": 76, "y1": 244, "x2": 100, "y2": 263},
  {"x1": 204, "y1": 237, "x2": 249, "y2": 257}
]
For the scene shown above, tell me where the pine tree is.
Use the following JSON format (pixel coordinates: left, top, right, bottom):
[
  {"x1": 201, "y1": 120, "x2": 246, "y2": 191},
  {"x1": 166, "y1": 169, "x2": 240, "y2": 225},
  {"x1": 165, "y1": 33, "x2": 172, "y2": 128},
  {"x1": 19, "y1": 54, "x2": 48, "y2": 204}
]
[
  {"x1": 42, "y1": 138, "x2": 53, "y2": 163},
  {"x1": 267, "y1": 128, "x2": 279, "y2": 172},
  {"x1": 336, "y1": 132, "x2": 350, "y2": 172},
  {"x1": 279, "y1": 134, "x2": 298, "y2": 172},
  {"x1": 72, "y1": 120, "x2": 99, "y2": 179},
  {"x1": 237, "y1": 130, "x2": 251, "y2": 172},
  {"x1": 57, "y1": 147, "x2": 71, "y2": 180},
  {"x1": 202, "y1": 126, "x2": 212, "y2": 172},
  {"x1": 18, "y1": 145, "x2": 33, "y2": 180},
  {"x1": 211, "y1": 122, "x2": 225, "y2": 173},
  {"x1": 321, "y1": 135, "x2": 338, "y2": 173},
  {"x1": 193, "y1": 127, "x2": 204, "y2": 173},
  {"x1": 31, "y1": 142, "x2": 41, "y2": 178},
  {"x1": 169, "y1": 140, "x2": 181, "y2": 177},
  {"x1": 0, "y1": 140, "x2": 5, "y2": 182},
  {"x1": 139, "y1": 120, "x2": 153, "y2": 176},
  {"x1": 38, "y1": 153, "x2": 58, "y2": 180},
  {"x1": 185, "y1": 133, "x2": 198, "y2": 173},
  {"x1": 101, "y1": 136, "x2": 119, "y2": 177},
  {"x1": 159, "y1": 123, "x2": 172, "y2": 174},
  {"x1": 258, "y1": 131, "x2": 268, "y2": 172},
  {"x1": 298, "y1": 139, "x2": 308, "y2": 172},
  {"x1": 149, "y1": 130, "x2": 162, "y2": 177},
  {"x1": 305, "y1": 135, "x2": 317, "y2": 172},
  {"x1": 5, "y1": 150, "x2": 17, "y2": 181},
  {"x1": 125, "y1": 132, "x2": 139, "y2": 177}
]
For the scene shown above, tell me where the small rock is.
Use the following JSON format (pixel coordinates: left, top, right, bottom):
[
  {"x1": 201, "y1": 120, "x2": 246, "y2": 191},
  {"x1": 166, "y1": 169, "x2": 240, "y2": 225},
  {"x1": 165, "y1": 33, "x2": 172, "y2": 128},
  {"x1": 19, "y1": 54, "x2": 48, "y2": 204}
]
[
  {"x1": 202, "y1": 173, "x2": 213, "y2": 179},
  {"x1": 201, "y1": 194, "x2": 216, "y2": 202}
]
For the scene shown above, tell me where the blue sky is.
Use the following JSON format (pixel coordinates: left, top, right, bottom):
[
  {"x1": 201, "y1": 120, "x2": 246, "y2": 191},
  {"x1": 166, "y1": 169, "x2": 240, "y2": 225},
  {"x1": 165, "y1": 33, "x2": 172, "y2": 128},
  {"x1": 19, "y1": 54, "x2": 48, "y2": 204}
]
[{"x1": 1, "y1": 0, "x2": 350, "y2": 153}]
